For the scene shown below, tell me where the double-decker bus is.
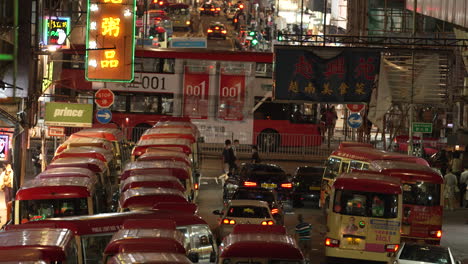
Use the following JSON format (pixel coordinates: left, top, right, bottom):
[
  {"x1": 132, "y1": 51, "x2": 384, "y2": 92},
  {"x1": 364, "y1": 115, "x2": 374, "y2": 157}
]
[{"x1": 55, "y1": 48, "x2": 322, "y2": 147}]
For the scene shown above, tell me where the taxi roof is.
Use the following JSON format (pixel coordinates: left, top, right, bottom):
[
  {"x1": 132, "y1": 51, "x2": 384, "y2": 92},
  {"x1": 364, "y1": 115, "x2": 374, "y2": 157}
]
[
  {"x1": 104, "y1": 229, "x2": 186, "y2": 254},
  {"x1": 152, "y1": 202, "x2": 197, "y2": 214},
  {"x1": 71, "y1": 128, "x2": 125, "y2": 142},
  {"x1": 333, "y1": 172, "x2": 402, "y2": 194},
  {"x1": 228, "y1": 199, "x2": 270, "y2": 207},
  {"x1": 137, "y1": 150, "x2": 191, "y2": 166},
  {"x1": 0, "y1": 228, "x2": 74, "y2": 261},
  {"x1": 36, "y1": 167, "x2": 95, "y2": 179},
  {"x1": 21, "y1": 210, "x2": 207, "y2": 235},
  {"x1": 47, "y1": 157, "x2": 107, "y2": 173},
  {"x1": 369, "y1": 160, "x2": 443, "y2": 184},
  {"x1": 108, "y1": 252, "x2": 192, "y2": 264},
  {"x1": 121, "y1": 161, "x2": 190, "y2": 180},
  {"x1": 120, "y1": 175, "x2": 185, "y2": 192},
  {"x1": 331, "y1": 146, "x2": 429, "y2": 166},
  {"x1": 16, "y1": 177, "x2": 96, "y2": 200},
  {"x1": 232, "y1": 224, "x2": 287, "y2": 235},
  {"x1": 134, "y1": 138, "x2": 192, "y2": 155},
  {"x1": 220, "y1": 233, "x2": 302, "y2": 259},
  {"x1": 120, "y1": 187, "x2": 187, "y2": 209},
  {"x1": 55, "y1": 137, "x2": 114, "y2": 155},
  {"x1": 52, "y1": 146, "x2": 114, "y2": 163}
]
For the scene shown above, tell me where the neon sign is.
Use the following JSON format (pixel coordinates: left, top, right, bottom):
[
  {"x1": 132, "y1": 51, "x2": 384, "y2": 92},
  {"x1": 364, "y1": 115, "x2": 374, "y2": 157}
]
[
  {"x1": 43, "y1": 16, "x2": 70, "y2": 49},
  {"x1": 0, "y1": 134, "x2": 9, "y2": 161},
  {"x1": 86, "y1": 0, "x2": 136, "y2": 82}
]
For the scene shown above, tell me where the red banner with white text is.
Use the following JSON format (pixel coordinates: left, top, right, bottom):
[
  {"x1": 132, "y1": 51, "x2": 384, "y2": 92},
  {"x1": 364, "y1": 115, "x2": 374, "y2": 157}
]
[
  {"x1": 183, "y1": 68, "x2": 209, "y2": 119},
  {"x1": 218, "y1": 74, "x2": 245, "y2": 121}
]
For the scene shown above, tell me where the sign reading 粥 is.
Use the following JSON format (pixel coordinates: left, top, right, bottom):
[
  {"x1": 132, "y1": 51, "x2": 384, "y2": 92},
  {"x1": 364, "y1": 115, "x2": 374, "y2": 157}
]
[
  {"x1": 183, "y1": 68, "x2": 209, "y2": 119},
  {"x1": 45, "y1": 102, "x2": 93, "y2": 127},
  {"x1": 86, "y1": 0, "x2": 136, "y2": 82},
  {"x1": 44, "y1": 16, "x2": 70, "y2": 49},
  {"x1": 218, "y1": 74, "x2": 245, "y2": 121},
  {"x1": 274, "y1": 47, "x2": 380, "y2": 103}
]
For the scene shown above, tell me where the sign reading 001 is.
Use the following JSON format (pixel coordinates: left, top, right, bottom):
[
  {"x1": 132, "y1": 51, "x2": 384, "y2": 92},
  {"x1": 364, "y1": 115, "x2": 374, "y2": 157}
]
[{"x1": 86, "y1": 0, "x2": 136, "y2": 82}]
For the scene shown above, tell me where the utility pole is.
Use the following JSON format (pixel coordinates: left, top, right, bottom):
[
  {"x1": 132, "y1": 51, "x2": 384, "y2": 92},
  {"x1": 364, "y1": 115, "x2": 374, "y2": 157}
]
[{"x1": 408, "y1": 0, "x2": 417, "y2": 156}]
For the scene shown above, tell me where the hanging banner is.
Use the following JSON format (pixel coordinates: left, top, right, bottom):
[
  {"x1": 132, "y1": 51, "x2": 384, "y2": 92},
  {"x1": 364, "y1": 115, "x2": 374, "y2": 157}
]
[
  {"x1": 274, "y1": 47, "x2": 380, "y2": 103},
  {"x1": 183, "y1": 68, "x2": 209, "y2": 119},
  {"x1": 218, "y1": 74, "x2": 245, "y2": 121}
]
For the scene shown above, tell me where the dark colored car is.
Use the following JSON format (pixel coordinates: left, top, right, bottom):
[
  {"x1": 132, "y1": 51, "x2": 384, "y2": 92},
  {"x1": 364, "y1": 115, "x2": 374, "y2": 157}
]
[
  {"x1": 199, "y1": 4, "x2": 220, "y2": 16},
  {"x1": 229, "y1": 187, "x2": 284, "y2": 224},
  {"x1": 292, "y1": 166, "x2": 325, "y2": 207},
  {"x1": 223, "y1": 163, "x2": 293, "y2": 207},
  {"x1": 207, "y1": 23, "x2": 227, "y2": 40}
]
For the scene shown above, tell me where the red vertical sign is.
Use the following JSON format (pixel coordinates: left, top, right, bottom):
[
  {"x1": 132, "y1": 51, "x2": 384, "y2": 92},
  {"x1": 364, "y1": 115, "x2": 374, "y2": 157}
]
[
  {"x1": 183, "y1": 68, "x2": 209, "y2": 119},
  {"x1": 218, "y1": 74, "x2": 245, "y2": 121}
]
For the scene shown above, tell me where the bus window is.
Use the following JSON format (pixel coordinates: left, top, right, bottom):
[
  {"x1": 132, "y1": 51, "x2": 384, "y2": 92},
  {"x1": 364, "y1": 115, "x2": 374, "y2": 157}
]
[
  {"x1": 362, "y1": 163, "x2": 369, "y2": 170},
  {"x1": 254, "y1": 99, "x2": 289, "y2": 120},
  {"x1": 111, "y1": 95, "x2": 127, "y2": 112},
  {"x1": 290, "y1": 104, "x2": 317, "y2": 124},
  {"x1": 341, "y1": 161, "x2": 350, "y2": 173},
  {"x1": 402, "y1": 182, "x2": 440, "y2": 206},
  {"x1": 334, "y1": 190, "x2": 398, "y2": 218},
  {"x1": 131, "y1": 96, "x2": 159, "y2": 113},
  {"x1": 20, "y1": 198, "x2": 89, "y2": 221},
  {"x1": 349, "y1": 161, "x2": 363, "y2": 171},
  {"x1": 255, "y1": 63, "x2": 273, "y2": 78},
  {"x1": 323, "y1": 157, "x2": 341, "y2": 179},
  {"x1": 161, "y1": 96, "x2": 174, "y2": 114}
]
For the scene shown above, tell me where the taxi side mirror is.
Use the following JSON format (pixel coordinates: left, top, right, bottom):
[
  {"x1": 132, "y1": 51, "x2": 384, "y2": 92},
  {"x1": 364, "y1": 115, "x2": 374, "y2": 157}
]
[
  {"x1": 212, "y1": 210, "x2": 222, "y2": 215},
  {"x1": 188, "y1": 252, "x2": 199, "y2": 263}
]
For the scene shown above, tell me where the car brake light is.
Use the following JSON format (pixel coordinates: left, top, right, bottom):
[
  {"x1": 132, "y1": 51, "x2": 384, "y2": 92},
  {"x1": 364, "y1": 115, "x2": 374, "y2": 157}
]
[
  {"x1": 429, "y1": 230, "x2": 442, "y2": 238},
  {"x1": 325, "y1": 238, "x2": 340, "y2": 247},
  {"x1": 223, "y1": 218, "x2": 229, "y2": 224},
  {"x1": 221, "y1": 30, "x2": 227, "y2": 34},
  {"x1": 261, "y1": 221, "x2": 268, "y2": 225},
  {"x1": 222, "y1": 218, "x2": 236, "y2": 225},
  {"x1": 207, "y1": 29, "x2": 213, "y2": 33},
  {"x1": 200, "y1": 7, "x2": 204, "y2": 10},
  {"x1": 234, "y1": 18, "x2": 238, "y2": 23},
  {"x1": 385, "y1": 244, "x2": 399, "y2": 252},
  {"x1": 261, "y1": 220, "x2": 274, "y2": 225},
  {"x1": 271, "y1": 208, "x2": 279, "y2": 214},
  {"x1": 186, "y1": 21, "x2": 190, "y2": 25},
  {"x1": 159, "y1": 1, "x2": 163, "y2": 5},
  {"x1": 244, "y1": 181, "x2": 257, "y2": 187},
  {"x1": 210, "y1": 8, "x2": 215, "y2": 11},
  {"x1": 281, "y1": 183, "x2": 293, "y2": 188},
  {"x1": 215, "y1": 27, "x2": 219, "y2": 30},
  {"x1": 194, "y1": 183, "x2": 199, "y2": 190},
  {"x1": 216, "y1": 7, "x2": 220, "y2": 10}
]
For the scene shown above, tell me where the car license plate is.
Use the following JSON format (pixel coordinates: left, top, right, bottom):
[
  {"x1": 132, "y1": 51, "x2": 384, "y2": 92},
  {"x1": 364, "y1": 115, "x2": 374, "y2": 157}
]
[
  {"x1": 261, "y1": 183, "x2": 277, "y2": 189},
  {"x1": 346, "y1": 237, "x2": 361, "y2": 246},
  {"x1": 309, "y1": 186, "x2": 320, "y2": 191}
]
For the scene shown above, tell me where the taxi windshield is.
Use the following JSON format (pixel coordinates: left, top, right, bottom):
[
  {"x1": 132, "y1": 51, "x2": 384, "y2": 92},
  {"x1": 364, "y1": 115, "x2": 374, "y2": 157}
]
[
  {"x1": 82, "y1": 234, "x2": 113, "y2": 264},
  {"x1": 20, "y1": 198, "x2": 88, "y2": 223},
  {"x1": 226, "y1": 206, "x2": 270, "y2": 218},
  {"x1": 333, "y1": 190, "x2": 398, "y2": 219},
  {"x1": 402, "y1": 182, "x2": 440, "y2": 206}
]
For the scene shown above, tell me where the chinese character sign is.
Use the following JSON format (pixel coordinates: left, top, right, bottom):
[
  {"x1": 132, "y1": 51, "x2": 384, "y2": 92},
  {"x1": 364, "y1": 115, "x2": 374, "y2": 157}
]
[
  {"x1": 218, "y1": 74, "x2": 245, "y2": 121},
  {"x1": 86, "y1": 0, "x2": 136, "y2": 82},
  {"x1": 183, "y1": 68, "x2": 210, "y2": 119},
  {"x1": 274, "y1": 48, "x2": 381, "y2": 102},
  {"x1": 43, "y1": 16, "x2": 70, "y2": 49}
]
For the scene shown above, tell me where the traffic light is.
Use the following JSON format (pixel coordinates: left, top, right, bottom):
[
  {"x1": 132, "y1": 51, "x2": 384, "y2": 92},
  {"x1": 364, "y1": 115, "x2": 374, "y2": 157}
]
[
  {"x1": 249, "y1": 31, "x2": 255, "y2": 37},
  {"x1": 239, "y1": 3, "x2": 244, "y2": 9},
  {"x1": 277, "y1": 31, "x2": 283, "y2": 41},
  {"x1": 251, "y1": 38, "x2": 258, "y2": 46}
]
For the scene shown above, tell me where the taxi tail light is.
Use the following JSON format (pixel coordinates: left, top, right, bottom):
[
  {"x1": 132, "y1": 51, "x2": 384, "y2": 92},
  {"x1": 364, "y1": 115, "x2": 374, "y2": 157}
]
[
  {"x1": 207, "y1": 29, "x2": 213, "y2": 33},
  {"x1": 261, "y1": 220, "x2": 274, "y2": 225},
  {"x1": 194, "y1": 183, "x2": 199, "y2": 190},
  {"x1": 244, "y1": 181, "x2": 257, "y2": 187},
  {"x1": 281, "y1": 183, "x2": 293, "y2": 188},
  {"x1": 216, "y1": 7, "x2": 221, "y2": 10},
  {"x1": 159, "y1": 1, "x2": 164, "y2": 5},
  {"x1": 210, "y1": 8, "x2": 215, "y2": 11},
  {"x1": 221, "y1": 30, "x2": 227, "y2": 34},
  {"x1": 325, "y1": 238, "x2": 340, "y2": 247},
  {"x1": 234, "y1": 18, "x2": 238, "y2": 23},
  {"x1": 271, "y1": 208, "x2": 279, "y2": 214},
  {"x1": 385, "y1": 244, "x2": 399, "y2": 252},
  {"x1": 429, "y1": 230, "x2": 442, "y2": 238},
  {"x1": 222, "y1": 218, "x2": 236, "y2": 225}
]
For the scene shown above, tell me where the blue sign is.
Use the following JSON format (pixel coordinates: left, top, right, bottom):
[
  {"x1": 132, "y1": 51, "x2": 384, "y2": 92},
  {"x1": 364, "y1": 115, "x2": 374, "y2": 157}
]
[
  {"x1": 170, "y1": 38, "x2": 207, "y2": 48},
  {"x1": 274, "y1": 47, "x2": 380, "y2": 103},
  {"x1": 96, "y1": 108, "x2": 112, "y2": 124},
  {"x1": 347, "y1": 113, "x2": 363, "y2": 129}
]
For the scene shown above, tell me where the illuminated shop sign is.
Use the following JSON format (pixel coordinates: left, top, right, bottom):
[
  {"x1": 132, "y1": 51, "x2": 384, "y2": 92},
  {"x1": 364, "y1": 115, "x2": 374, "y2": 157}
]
[{"x1": 43, "y1": 16, "x2": 71, "y2": 49}]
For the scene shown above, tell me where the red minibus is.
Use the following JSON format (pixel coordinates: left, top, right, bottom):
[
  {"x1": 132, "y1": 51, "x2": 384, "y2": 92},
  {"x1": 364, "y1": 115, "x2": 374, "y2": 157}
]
[
  {"x1": 14, "y1": 176, "x2": 106, "y2": 224},
  {"x1": 0, "y1": 228, "x2": 79, "y2": 263},
  {"x1": 121, "y1": 160, "x2": 190, "y2": 181},
  {"x1": 369, "y1": 160, "x2": 444, "y2": 244},
  {"x1": 137, "y1": 149, "x2": 192, "y2": 166},
  {"x1": 119, "y1": 187, "x2": 188, "y2": 211},
  {"x1": 320, "y1": 142, "x2": 430, "y2": 208},
  {"x1": 36, "y1": 167, "x2": 95, "y2": 179},
  {"x1": 52, "y1": 146, "x2": 114, "y2": 163},
  {"x1": 120, "y1": 175, "x2": 185, "y2": 192},
  {"x1": 107, "y1": 252, "x2": 192, "y2": 264},
  {"x1": 132, "y1": 138, "x2": 193, "y2": 159},
  {"x1": 218, "y1": 224, "x2": 304, "y2": 264},
  {"x1": 140, "y1": 127, "x2": 197, "y2": 142},
  {"x1": 55, "y1": 136, "x2": 114, "y2": 156}
]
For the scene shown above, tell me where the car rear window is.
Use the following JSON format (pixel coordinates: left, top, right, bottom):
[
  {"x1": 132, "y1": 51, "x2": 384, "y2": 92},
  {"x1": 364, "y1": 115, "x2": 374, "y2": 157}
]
[
  {"x1": 226, "y1": 206, "x2": 270, "y2": 218},
  {"x1": 399, "y1": 245, "x2": 451, "y2": 264},
  {"x1": 232, "y1": 190, "x2": 275, "y2": 204}
]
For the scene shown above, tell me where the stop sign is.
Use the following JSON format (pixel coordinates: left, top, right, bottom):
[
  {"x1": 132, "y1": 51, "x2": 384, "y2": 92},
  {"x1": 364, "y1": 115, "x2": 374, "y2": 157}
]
[
  {"x1": 95, "y1": 89, "x2": 115, "y2": 108},
  {"x1": 346, "y1": 104, "x2": 365, "y2": 112}
]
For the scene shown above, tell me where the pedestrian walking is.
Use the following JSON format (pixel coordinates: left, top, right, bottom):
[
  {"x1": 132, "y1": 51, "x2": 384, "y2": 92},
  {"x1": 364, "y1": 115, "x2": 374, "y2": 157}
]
[
  {"x1": 222, "y1": 139, "x2": 237, "y2": 175},
  {"x1": 295, "y1": 214, "x2": 312, "y2": 260},
  {"x1": 444, "y1": 170, "x2": 458, "y2": 211},
  {"x1": 460, "y1": 166, "x2": 468, "y2": 208},
  {"x1": 32, "y1": 146, "x2": 42, "y2": 175},
  {"x1": 325, "y1": 106, "x2": 338, "y2": 137},
  {"x1": 0, "y1": 163, "x2": 13, "y2": 205},
  {"x1": 251, "y1": 145, "x2": 261, "y2": 163}
]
